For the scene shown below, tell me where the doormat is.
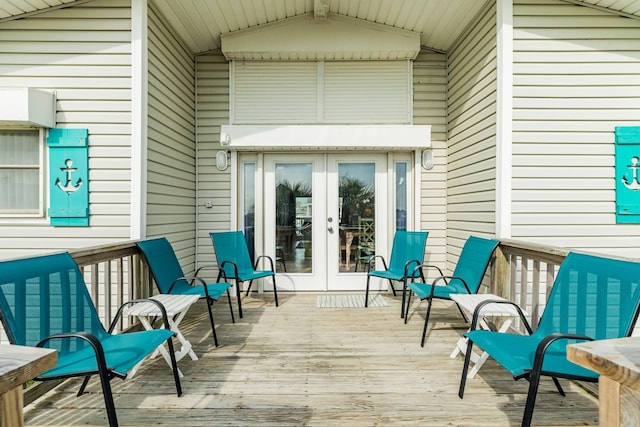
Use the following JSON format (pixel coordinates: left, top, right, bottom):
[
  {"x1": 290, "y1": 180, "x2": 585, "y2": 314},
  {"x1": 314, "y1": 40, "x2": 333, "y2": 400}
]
[{"x1": 316, "y1": 294, "x2": 388, "y2": 308}]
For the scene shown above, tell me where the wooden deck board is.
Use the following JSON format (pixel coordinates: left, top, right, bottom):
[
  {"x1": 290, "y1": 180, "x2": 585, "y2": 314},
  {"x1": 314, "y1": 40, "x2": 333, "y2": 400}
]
[{"x1": 24, "y1": 294, "x2": 598, "y2": 426}]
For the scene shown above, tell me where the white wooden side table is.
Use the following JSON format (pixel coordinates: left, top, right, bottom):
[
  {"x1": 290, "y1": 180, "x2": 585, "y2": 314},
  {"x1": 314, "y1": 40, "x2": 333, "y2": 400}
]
[
  {"x1": 124, "y1": 294, "x2": 200, "y2": 378},
  {"x1": 450, "y1": 293, "x2": 527, "y2": 378}
]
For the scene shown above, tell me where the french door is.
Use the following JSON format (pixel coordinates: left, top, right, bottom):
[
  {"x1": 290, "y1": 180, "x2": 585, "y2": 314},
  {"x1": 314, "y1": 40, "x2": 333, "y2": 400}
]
[{"x1": 261, "y1": 153, "x2": 398, "y2": 291}]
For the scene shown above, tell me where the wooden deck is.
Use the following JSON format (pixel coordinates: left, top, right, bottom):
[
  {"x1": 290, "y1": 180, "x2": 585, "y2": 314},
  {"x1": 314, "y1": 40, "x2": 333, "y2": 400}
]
[{"x1": 24, "y1": 294, "x2": 598, "y2": 426}]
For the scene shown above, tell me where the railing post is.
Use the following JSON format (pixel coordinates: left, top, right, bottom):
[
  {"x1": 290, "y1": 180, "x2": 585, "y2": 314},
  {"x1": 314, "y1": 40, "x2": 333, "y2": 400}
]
[{"x1": 491, "y1": 245, "x2": 509, "y2": 298}]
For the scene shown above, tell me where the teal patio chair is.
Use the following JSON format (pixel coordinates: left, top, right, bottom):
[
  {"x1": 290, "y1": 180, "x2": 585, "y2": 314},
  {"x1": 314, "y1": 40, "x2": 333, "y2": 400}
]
[
  {"x1": 137, "y1": 237, "x2": 234, "y2": 347},
  {"x1": 364, "y1": 230, "x2": 428, "y2": 316},
  {"x1": 210, "y1": 230, "x2": 279, "y2": 319},
  {"x1": 0, "y1": 252, "x2": 182, "y2": 427},
  {"x1": 404, "y1": 236, "x2": 499, "y2": 346},
  {"x1": 458, "y1": 252, "x2": 640, "y2": 427}
]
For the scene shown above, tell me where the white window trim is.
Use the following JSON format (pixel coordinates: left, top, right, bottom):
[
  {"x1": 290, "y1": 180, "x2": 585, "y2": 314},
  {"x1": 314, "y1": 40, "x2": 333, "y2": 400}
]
[{"x1": 0, "y1": 127, "x2": 46, "y2": 220}]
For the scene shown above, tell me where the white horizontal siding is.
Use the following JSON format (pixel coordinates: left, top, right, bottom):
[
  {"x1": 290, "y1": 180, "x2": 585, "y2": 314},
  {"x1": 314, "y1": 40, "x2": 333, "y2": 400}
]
[
  {"x1": 413, "y1": 50, "x2": 448, "y2": 279},
  {"x1": 446, "y1": 2, "x2": 497, "y2": 270},
  {"x1": 196, "y1": 51, "x2": 231, "y2": 280},
  {"x1": 512, "y1": 0, "x2": 640, "y2": 258},
  {"x1": 147, "y1": 2, "x2": 197, "y2": 272},
  {"x1": 0, "y1": 0, "x2": 133, "y2": 260}
]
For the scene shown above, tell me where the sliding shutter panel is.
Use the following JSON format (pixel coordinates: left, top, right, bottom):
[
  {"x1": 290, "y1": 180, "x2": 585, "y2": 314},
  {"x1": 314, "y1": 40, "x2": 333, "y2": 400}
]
[
  {"x1": 233, "y1": 62, "x2": 317, "y2": 124},
  {"x1": 324, "y1": 61, "x2": 410, "y2": 124}
]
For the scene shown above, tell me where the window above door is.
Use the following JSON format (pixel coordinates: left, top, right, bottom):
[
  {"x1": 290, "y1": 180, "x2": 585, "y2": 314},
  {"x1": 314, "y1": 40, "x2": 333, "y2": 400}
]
[{"x1": 231, "y1": 61, "x2": 412, "y2": 124}]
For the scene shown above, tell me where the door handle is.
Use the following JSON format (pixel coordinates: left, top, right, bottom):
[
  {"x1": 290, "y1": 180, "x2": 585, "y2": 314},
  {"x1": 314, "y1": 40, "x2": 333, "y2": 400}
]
[{"x1": 328, "y1": 226, "x2": 334, "y2": 233}]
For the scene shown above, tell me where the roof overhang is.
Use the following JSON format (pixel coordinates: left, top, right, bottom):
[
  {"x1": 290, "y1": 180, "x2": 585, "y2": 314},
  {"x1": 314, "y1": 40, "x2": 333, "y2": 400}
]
[{"x1": 221, "y1": 13, "x2": 421, "y2": 61}]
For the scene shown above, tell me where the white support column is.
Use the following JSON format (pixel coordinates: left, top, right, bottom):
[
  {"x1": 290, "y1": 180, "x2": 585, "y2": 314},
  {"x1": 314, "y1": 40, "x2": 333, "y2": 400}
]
[
  {"x1": 131, "y1": 0, "x2": 148, "y2": 240},
  {"x1": 496, "y1": 0, "x2": 513, "y2": 239}
]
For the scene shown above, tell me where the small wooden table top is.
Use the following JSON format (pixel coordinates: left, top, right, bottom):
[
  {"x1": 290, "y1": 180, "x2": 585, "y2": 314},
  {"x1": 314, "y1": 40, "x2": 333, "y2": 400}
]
[
  {"x1": 568, "y1": 336, "x2": 640, "y2": 391},
  {"x1": 123, "y1": 294, "x2": 200, "y2": 317},
  {"x1": 0, "y1": 344, "x2": 57, "y2": 427},
  {"x1": 0, "y1": 344, "x2": 57, "y2": 396}
]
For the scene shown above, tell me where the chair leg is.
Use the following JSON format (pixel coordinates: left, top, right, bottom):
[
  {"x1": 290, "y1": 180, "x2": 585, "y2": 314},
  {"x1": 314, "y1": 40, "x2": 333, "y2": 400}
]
[
  {"x1": 100, "y1": 372, "x2": 118, "y2": 427},
  {"x1": 401, "y1": 279, "x2": 408, "y2": 320},
  {"x1": 226, "y1": 288, "x2": 235, "y2": 323},
  {"x1": 94, "y1": 354, "x2": 118, "y2": 427},
  {"x1": 77, "y1": 375, "x2": 92, "y2": 396},
  {"x1": 458, "y1": 338, "x2": 475, "y2": 398},
  {"x1": 365, "y1": 275, "x2": 371, "y2": 307},
  {"x1": 245, "y1": 279, "x2": 254, "y2": 297},
  {"x1": 273, "y1": 276, "x2": 279, "y2": 307},
  {"x1": 404, "y1": 290, "x2": 412, "y2": 324},
  {"x1": 205, "y1": 297, "x2": 219, "y2": 347},
  {"x1": 420, "y1": 298, "x2": 433, "y2": 347},
  {"x1": 388, "y1": 279, "x2": 397, "y2": 296},
  {"x1": 455, "y1": 303, "x2": 468, "y2": 323},
  {"x1": 551, "y1": 377, "x2": 565, "y2": 396},
  {"x1": 236, "y1": 280, "x2": 243, "y2": 319},
  {"x1": 522, "y1": 370, "x2": 543, "y2": 427},
  {"x1": 165, "y1": 336, "x2": 183, "y2": 397}
]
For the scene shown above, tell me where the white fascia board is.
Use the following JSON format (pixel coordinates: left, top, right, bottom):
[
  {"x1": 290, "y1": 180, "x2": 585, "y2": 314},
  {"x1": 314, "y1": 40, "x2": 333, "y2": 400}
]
[{"x1": 220, "y1": 125, "x2": 431, "y2": 151}]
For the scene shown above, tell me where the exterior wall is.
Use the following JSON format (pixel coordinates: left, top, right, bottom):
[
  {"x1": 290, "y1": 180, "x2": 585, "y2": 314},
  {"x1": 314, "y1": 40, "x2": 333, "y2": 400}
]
[
  {"x1": 512, "y1": 0, "x2": 640, "y2": 257},
  {"x1": 0, "y1": 0, "x2": 133, "y2": 259},
  {"x1": 446, "y1": 2, "x2": 498, "y2": 267},
  {"x1": 194, "y1": 50, "x2": 448, "y2": 281},
  {"x1": 195, "y1": 51, "x2": 230, "y2": 277},
  {"x1": 413, "y1": 50, "x2": 448, "y2": 276},
  {"x1": 146, "y1": 3, "x2": 197, "y2": 271}
]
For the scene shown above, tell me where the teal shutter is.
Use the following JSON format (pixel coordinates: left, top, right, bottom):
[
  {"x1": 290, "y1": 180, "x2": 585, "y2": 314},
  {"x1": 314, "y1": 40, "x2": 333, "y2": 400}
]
[
  {"x1": 615, "y1": 126, "x2": 640, "y2": 224},
  {"x1": 47, "y1": 129, "x2": 89, "y2": 227}
]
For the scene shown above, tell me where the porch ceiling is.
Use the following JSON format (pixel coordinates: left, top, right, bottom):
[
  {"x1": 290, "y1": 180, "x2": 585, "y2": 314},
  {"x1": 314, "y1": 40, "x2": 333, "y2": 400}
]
[{"x1": 0, "y1": 0, "x2": 639, "y2": 54}]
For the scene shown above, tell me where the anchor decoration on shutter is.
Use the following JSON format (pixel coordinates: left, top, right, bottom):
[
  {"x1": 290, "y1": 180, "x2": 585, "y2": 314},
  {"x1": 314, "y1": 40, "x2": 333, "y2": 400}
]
[
  {"x1": 615, "y1": 126, "x2": 640, "y2": 224},
  {"x1": 47, "y1": 128, "x2": 89, "y2": 226}
]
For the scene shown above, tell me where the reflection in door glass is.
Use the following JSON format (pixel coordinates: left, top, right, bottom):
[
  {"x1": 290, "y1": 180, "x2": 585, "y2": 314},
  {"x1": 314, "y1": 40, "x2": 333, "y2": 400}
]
[
  {"x1": 338, "y1": 163, "x2": 375, "y2": 273},
  {"x1": 396, "y1": 162, "x2": 407, "y2": 231},
  {"x1": 275, "y1": 163, "x2": 312, "y2": 273},
  {"x1": 242, "y1": 162, "x2": 256, "y2": 262}
]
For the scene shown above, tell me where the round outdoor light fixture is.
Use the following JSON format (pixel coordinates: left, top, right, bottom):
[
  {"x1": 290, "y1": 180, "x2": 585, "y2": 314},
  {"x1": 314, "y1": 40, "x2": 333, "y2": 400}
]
[
  {"x1": 421, "y1": 149, "x2": 434, "y2": 170},
  {"x1": 216, "y1": 150, "x2": 228, "y2": 171}
]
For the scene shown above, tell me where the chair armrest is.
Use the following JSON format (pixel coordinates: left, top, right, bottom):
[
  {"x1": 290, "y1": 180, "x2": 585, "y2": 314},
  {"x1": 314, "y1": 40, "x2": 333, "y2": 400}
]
[
  {"x1": 255, "y1": 254, "x2": 275, "y2": 272},
  {"x1": 431, "y1": 275, "x2": 470, "y2": 293},
  {"x1": 194, "y1": 264, "x2": 217, "y2": 276},
  {"x1": 109, "y1": 298, "x2": 174, "y2": 334},
  {"x1": 367, "y1": 255, "x2": 388, "y2": 272},
  {"x1": 168, "y1": 275, "x2": 208, "y2": 293},
  {"x1": 35, "y1": 331, "x2": 108, "y2": 377},
  {"x1": 403, "y1": 259, "x2": 422, "y2": 279},
  {"x1": 528, "y1": 333, "x2": 595, "y2": 379},
  {"x1": 218, "y1": 260, "x2": 239, "y2": 281},
  {"x1": 469, "y1": 299, "x2": 532, "y2": 334},
  {"x1": 420, "y1": 263, "x2": 445, "y2": 277}
]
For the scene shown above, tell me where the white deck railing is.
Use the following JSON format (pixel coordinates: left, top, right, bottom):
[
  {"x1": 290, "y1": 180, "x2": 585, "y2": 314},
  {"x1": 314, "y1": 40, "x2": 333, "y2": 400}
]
[{"x1": 3, "y1": 238, "x2": 615, "y2": 403}]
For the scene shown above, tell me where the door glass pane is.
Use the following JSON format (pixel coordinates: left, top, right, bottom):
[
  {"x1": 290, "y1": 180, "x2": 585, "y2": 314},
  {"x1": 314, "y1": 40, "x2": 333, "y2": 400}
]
[
  {"x1": 338, "y1": 163, "x2": 375, "y2": 272},
  {"x1": 275, "y1": 163, "x2": 312, "y2": 273},
  {"x1": 396, "y1": 162, "x2": 407, "y2": 231},
  {"x1": 242, "y1": 162, "x2": 256, "y2": 262}
]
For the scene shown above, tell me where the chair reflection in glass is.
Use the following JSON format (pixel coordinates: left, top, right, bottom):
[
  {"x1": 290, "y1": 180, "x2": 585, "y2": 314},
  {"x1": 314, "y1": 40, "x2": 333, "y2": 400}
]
[{"x1": 354, "y1": 217, "x2": 375, "y2": 272}]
